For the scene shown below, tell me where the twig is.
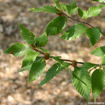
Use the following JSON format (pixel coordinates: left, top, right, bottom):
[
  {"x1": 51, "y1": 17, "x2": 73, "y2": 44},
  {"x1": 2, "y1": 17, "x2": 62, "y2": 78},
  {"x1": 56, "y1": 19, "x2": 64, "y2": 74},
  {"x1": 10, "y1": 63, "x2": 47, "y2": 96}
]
[
  {"x1": 31, "y1": 46, "x2": 105, "y2": 66},
  {"x1": 31, "y1": 45, "x2": 45, "y2": 55},
  {"x1": 61, "y1": 59, "x2": 84, "y2": 64},
  {"x1": 61, "y1": 11, "x2": 94, "y2": 28},
  {"x1": 61, "y1": 10, "x2": 105, "y2": 35}
]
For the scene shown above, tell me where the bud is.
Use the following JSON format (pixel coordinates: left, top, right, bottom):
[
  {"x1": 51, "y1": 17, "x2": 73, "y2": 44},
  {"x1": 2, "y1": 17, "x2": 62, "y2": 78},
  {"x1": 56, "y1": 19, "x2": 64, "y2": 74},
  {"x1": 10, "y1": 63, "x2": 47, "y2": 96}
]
[
  {"x1": 44, "y1": 53, "x2": 50, "y2": 60},
  {"x1": 72, "y1": 60, "x2": 77, "y2": 67}
]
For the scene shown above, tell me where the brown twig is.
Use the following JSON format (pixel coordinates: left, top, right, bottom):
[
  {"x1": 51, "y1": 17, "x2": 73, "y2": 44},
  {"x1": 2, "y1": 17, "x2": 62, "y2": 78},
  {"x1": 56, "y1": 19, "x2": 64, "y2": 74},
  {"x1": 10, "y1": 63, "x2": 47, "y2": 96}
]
[
  {"x1": 61, "y1": 59, "x2": 85, "y2": 64},
  {"x1": 61, "y1": 11, "x2": 94, "y2": 28},
  {"x1": 31, "y1": 45, "x2": 45, "y2": 55},
  {"x1": 92, "y1": 1, "x2": 105, "y2": 5},
  {"x1": 61, "y1": 9, "x2": 105, "y2": 36},
  {"x1": 31, "y1": 45, "x2": 105, "y2": 66}
]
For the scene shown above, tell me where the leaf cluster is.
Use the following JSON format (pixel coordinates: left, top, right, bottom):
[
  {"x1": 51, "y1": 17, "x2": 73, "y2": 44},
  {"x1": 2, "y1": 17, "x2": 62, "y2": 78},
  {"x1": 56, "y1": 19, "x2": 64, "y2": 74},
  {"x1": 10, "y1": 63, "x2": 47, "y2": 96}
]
[{"x1": 4, "y1": 0, "x2": 105, "y2": 101}]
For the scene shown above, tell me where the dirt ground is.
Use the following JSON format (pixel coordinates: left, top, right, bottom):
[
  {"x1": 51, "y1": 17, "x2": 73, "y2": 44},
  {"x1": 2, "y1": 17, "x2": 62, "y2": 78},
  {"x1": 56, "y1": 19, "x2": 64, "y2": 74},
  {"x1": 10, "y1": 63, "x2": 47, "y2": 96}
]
[{"x1": 0, "y1": 0, "x2": 105, "y2": 105}]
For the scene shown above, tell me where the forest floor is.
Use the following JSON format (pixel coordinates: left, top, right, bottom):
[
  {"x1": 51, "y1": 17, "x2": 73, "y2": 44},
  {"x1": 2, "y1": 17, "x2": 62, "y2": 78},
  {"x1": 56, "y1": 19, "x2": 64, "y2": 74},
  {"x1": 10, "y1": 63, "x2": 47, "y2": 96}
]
[{"x1": 0, "y1": 0, "x2": 105, "y2": 105}]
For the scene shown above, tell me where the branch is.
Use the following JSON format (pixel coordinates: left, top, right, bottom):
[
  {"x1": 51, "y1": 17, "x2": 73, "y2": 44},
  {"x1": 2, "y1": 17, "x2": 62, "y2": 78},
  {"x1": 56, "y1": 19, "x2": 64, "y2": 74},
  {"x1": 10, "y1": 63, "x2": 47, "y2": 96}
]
[
  {"x1": 61, "y1": 11, "x2": 94, "y2": 28},
  {"x1": 31, "y1": 46, "x2": 105, "y2": 66},
  {"x1": 61, "y1": 10, "x2": 105, "y2": 36}
]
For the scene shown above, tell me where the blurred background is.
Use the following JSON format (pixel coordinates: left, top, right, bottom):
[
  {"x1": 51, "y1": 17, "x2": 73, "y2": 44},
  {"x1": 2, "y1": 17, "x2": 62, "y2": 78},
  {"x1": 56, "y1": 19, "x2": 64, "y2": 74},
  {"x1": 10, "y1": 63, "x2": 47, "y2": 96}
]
[{"x1": 0, "y1": 0, "x2": 105, "y2": 105}]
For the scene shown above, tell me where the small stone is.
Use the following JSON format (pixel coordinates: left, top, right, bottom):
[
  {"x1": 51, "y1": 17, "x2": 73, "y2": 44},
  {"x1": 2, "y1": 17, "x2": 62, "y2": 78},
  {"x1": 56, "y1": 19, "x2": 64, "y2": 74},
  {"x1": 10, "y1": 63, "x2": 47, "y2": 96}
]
[{"x1": 7, "y1": 96, "x2": 14, "y2": 102}]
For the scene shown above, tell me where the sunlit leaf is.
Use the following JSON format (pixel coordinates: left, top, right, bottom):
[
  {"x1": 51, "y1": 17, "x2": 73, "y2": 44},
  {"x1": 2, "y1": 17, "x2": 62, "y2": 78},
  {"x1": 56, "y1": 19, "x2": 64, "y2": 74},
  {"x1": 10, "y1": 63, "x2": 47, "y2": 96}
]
[
  {"x1": 4, "y1": 43, "x2": 27, "y2": 56},
  {"x1": 22, "y1": 50, "x2": 39, "y2": 67},
  {"x1": 61, "y1": 23, "x2": 87, "y2": 40},
  {"x1": 87, "y1": 6, "x2": 103, "y2": 18}
]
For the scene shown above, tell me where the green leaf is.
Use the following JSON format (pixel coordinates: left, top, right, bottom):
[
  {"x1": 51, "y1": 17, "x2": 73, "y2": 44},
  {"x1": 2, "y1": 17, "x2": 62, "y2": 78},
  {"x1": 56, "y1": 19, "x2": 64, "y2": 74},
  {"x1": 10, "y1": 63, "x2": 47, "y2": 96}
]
[
  {"x1": 78, "y1": 8, "x2": 87, "y2": 19},
  {"x1": 72, "y1": 67, "x2": 91, "y2": 101},
  {"x1": 78, "y1": 5, "x2": 104, "y2": 19},
  {"x1": 4, "y1": 43, "x2": 27, "y2": 56},
  {"x1": 19, "y1": 50, "x2": 39, "y2": 72},
  {"x1": 87, "y1": 6, "x2": 103, "y2": 18},
  {"x1": 46, "y1": 16, "x2": 66, "y2": 36},
  {"x1": 91, "y1": 46, "x2": 105, "y2": 57},
  {"x1": 93, "y1": 0, "x2": 105, "y2": 3},
  {"x1": 29, "y1": 57, "x2": 46, "y2": 83},
  {"x1": 53, "y1": 0, "x2": 61, "y2": 8},
  {"x1": 30, "y1": 6, "x2": 60, "y2": 13},
  {"x1": 92, "y1": 69, "x2": 105, "y2": 101},
  {"x1": 39, "y1": 62, "x2": 70, "y2": 86},
  {"x1": 18, "y1": 24, "x2": 36, "y2": 45},
  {"x1": 35, "y1": 32, "x2": 48, "y2": 47},
  {"x1": 60, "y1": 3, "x2": 68, "y2": 11},
  {"x1": 66, "y1": 1, "x2": 78, "y2": 15},
  {"x1": 22, "y1": 50, "x2": 39, "y2": 67},
  {"x1": 86, "y1": 27, "x2": 100, "y2": 46},
  {"x1": 61, "y1": 23, "x2": 87, "y2": 40}
]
